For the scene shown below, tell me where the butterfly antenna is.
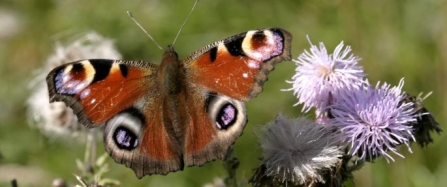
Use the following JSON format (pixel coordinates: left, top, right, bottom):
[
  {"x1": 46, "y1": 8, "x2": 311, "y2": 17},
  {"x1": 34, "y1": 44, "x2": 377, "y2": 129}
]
[
  {"x1": 172, "y1": 0, "x2": 199, "y2": 46},
  {"x1": 127, "y1": 11, "x2": 163, "y2": 50}
]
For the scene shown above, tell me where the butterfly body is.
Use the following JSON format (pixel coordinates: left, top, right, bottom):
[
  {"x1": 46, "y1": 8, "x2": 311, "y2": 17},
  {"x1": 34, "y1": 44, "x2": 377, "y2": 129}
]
[{"x1": 47, "y1": 28, "x2": 292, "y2": 178}]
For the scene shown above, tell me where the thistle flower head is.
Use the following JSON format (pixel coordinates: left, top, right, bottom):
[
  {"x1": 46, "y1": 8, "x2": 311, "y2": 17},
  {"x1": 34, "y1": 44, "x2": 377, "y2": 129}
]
[
  {"x1": 27, "y1": 32, "x2": 121, "y2": 137},
  {"x1": 330, "y1": 79, "x2": 417, "y2": 161},
  {"x1": 286, "y1": 37, "x2": 367, "y2": 113},
  {"x1": 254, "y1": 114, "x2": 344, "y2": 186}
]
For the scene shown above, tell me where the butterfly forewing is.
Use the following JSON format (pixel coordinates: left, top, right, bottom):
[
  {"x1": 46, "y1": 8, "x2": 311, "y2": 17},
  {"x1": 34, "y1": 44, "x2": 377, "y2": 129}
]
[
  {"x1": 184, "y1": 28, "x2": 292, "y2": 101},
  {"x1": 47, "y1": 60, "x2": 157, "y2": 126}
]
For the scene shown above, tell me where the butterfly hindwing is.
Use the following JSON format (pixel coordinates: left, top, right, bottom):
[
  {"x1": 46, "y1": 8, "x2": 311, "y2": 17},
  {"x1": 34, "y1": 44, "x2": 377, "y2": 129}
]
[
  {"x1": 183, "y1": 89, "x2": 247, "y2": 166},
  {"x1": 103, "y1": 100, "x2": 183, "y2": 178}
]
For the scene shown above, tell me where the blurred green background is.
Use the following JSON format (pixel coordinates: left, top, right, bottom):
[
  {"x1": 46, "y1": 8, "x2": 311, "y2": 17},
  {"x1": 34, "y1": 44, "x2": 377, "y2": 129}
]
[{"x1": 0, "y1": 0, "x2": 446, "y2": 186}]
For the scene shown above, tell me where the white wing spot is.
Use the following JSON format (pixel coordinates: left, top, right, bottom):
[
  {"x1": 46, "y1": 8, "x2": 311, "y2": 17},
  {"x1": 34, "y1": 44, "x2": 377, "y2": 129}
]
[{"x1": 247, "y1": 60, "x2": 260, "y2": 69}]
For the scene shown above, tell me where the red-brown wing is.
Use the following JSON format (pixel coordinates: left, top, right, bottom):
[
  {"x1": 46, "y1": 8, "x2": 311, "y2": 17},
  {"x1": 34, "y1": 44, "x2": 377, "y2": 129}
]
[
  {"x1": 184, "y1": 28, "x2": 292, "y2": 102},
  {"x1": 46, "y1": 59, "x2": 155, "y2": 127},
  {"x1": 102, "y1": 97, "x2": 183, "y2": 178},
  {"x1": 183, "y1": 89, "x2": 247, "y2": 167},
  {"x1": 181, "y1": 28, "x2": 291, "y2": 166},
  {"x1": 46, "y1": 59, "x2": 183, "y2": 177}
]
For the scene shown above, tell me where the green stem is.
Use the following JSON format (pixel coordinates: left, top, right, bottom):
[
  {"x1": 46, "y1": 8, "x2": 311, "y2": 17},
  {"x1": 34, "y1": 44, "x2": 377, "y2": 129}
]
[{"x1": 223, "y1": 147, "x2": 240, "y2": 187}]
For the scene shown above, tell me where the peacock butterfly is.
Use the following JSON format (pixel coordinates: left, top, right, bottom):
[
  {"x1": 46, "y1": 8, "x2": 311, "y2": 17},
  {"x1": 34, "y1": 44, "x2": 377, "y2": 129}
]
[{"x1": 46, "y1": 28, "x2": 292, "y2": 178}]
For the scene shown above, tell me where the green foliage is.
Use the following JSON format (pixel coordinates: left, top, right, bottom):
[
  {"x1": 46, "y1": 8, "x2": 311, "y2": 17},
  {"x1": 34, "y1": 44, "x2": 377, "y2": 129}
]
[{"x1": 0, "y1": 0, "x2": 446, "y2": 186}]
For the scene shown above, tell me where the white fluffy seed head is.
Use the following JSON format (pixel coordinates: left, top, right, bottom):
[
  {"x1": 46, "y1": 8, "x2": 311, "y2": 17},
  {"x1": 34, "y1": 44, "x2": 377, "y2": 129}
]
[
  {"x1": 256, "y1": 114, "x2": 344, "y2": 185},
  {"x1": 27, "y1": 32, "x2": 121, "y2": 138}
]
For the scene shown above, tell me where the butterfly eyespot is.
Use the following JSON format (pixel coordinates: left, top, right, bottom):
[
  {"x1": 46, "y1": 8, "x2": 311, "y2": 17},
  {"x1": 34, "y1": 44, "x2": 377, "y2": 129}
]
[
  {"x1": 215, "y1": 103, "x2": 237, "y2": 130},
  {"x1": 113, "y1": 126, "x2": 139, "y2": 150},
  {"x1": 242, "y1": 29, "x2": 284, "y2": 62},
  {"x1": 205, "y1": 92, "x2": 246, "y2": 131},
  {"x1": 104, "y1": 108, "x2": 145, "y2": 152}
]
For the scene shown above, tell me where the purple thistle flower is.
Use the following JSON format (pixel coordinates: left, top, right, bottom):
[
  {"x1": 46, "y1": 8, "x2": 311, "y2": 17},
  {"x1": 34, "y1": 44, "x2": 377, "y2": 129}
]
[
  {"x1": 286, "y1": 37, "x2": 367, "y2": 113},
  {"x1": 330, "y1": 79, "x2": 417, "y2": 161}
]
